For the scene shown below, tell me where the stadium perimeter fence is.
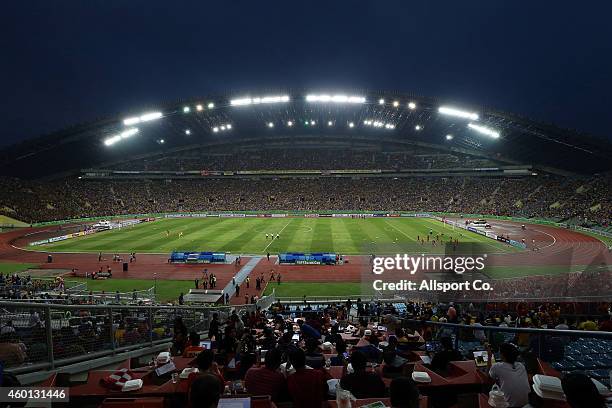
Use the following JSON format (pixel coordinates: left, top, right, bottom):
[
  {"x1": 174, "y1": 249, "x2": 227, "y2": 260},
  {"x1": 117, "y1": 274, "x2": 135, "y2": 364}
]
[{"x1": 0, "y1": 293, "x2": 276, "y2": 376}]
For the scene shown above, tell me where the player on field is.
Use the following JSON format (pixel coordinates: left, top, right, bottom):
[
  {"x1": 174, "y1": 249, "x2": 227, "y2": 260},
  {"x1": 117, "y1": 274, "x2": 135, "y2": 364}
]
[
  {"x1": 266, "y1": 233, "x2": 269, "y2": 239},
  {"x1": 276, "y1": 233, "x2": 279, "y2": 239},
  {"x1": 179, "y1": 231, "x2": 184, "y2": 238}
]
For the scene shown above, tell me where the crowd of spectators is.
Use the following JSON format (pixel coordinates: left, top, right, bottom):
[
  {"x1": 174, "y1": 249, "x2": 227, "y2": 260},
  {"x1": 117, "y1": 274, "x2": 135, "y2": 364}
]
[
  {"x1": 109, "y1": 148, "x2": 499, "y2": 172},
  {"x1": 177, "y1": 300, "x2": 611, "y2": 407},
  {"x1": 1, "y1": 174, "x2": 610, "y2": 226}
]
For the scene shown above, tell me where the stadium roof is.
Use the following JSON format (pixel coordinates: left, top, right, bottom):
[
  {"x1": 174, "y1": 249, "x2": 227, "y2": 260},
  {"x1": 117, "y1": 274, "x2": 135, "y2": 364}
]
[{"x1": 1, "y1": 90, "x2": 611, "y2": 179}]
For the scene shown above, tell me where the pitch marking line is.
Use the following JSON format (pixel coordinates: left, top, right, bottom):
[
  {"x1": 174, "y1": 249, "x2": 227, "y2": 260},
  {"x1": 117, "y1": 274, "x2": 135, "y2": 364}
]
[
  {"x1": 262, "y1": 220, "x2": 292, "y2": 252},
  {"x1": 532, "y1": 228, "x2": 557, "y2": 250},
  {"x1": 383, "y1": 220, "x2": 417, "y2": 243}
]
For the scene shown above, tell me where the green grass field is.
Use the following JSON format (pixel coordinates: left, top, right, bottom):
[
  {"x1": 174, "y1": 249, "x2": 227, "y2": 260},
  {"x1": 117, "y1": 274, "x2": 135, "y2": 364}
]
[
  {"x1": 263, "y1": 282, "x2": 368, "y2": 298},
  {"x1": 69, "y1": 277, "x2": 193, "y2": 302},
  {"x1": 0, "y1": 262, "x2": 38, "y2": 273},
  {"x1": 40, "y1": 217, "x2": 516, "y2": 255}
]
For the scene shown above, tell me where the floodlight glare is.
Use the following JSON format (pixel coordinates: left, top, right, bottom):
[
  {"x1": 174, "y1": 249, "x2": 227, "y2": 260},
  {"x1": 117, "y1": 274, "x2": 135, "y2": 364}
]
[
  {"x1": 123, "y1": 111, "x2": 162, "y2": 126},
  {"x1": 408, "y1": 102, "x2": 416, "y2": 110},
  {"x1": 310, "y1": 120, "x2": 316, "y2": 125},
  {"x1": 306, "y1": 94, "x2": 365, "y2": 104},
  {"x1": 207, "y1": 102, "x2": 214, "y2": 109},
  {"x1": 159, "y1": 139, "x2": 165, "y2": 144},
  {"x1": 231, "y1": 95, "x2": 290, "y2": 106},
  {"x1": 328, "y1": 121, "x2": 333, "y2": 126},
  {"x1": 212, "y1": 127, "x2": 219, "y2": 133},
  {"x1": 393, "y1": 101, "x2": 399, "y2": 107},
  {"x1": 183, "y1": 106, "x2": 190, "y2": 113},
  {"x1": 226, "y1": 124, "x2": 232, "y2": 129},
  {"x1": 123, "y1": 117, "x2": 140, "y2": 126},
  {"x1": 378, "y1": 98, "x2": 385, "y2": 105},
  {"x1": 268, "y1": 122, "x2": 274, "y2": 128},
  {"x1": 439, "y1": 106, "x2": 479, "y2": 120},
  {"x1": 287, "y1": 121, "x2": 293, "y2": 127},
  {"x1": 468, "y1": 123, "x2": 500, "y2": 138},
  {"x1": 196, "y1": 104, "x2": 203, "y2": 111},
  {"x1": 185, "y1": 129, "x2": 191, "y2": 135},
  {"x1": 415, "y1": 125, "x2": 422, "y2": 131},
  {"x1": 446, "y1": 134, "x2": 454, "y2": 140},
  {"x1": 104, "y1": 128, "x2": 139, "y2": 146},
  {"x1": 348, "y1": 122, "x2": 355, "y2": 128}
]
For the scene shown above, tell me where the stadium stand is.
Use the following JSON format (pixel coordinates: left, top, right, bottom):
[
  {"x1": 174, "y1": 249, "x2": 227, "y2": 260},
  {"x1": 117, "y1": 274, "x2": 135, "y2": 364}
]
[{"x1": 0, "y1": 175, "x2": 609, "y2": 226}]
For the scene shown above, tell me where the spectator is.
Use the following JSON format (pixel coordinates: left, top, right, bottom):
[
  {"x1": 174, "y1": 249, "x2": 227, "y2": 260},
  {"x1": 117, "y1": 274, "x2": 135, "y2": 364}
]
[
  {"x1": 487, "y1": 343, "x2": 530, "y2": 408},
  {"x1": 430, "y1": 336, "x2": 463, "y2": 375},
  {"x1": 561, "y1": 372, "x2": 606, "y2": 408},
  {"x1": 340, "y1": 350, "x2": 386, "y2": 399},
  {"x1": 189, "y1": 374, "x2": 222, "y2": 408},
  {"x1": 183, "y1": 331, "x2": 204, "y2": 357},
  {"x1": 286, "y1": 349, "x2": 328, "y2": 408},
  {"x1": 390, "y1": 376, "x2": 420, "y2": 408},
  {"x1": 244, "y1": 348, "x2": 287, "y2": 402}
]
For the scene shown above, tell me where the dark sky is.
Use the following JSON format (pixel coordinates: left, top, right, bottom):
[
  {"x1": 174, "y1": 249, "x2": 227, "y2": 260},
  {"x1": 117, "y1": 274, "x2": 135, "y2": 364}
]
[{"x1": 2, "y1": 1, "x2": 612, "y2": 147}]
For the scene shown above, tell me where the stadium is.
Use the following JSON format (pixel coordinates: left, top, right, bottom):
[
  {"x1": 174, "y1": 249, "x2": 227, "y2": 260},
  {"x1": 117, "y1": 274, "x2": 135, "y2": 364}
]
[{"x1": 1, "y1": 90, "x2": 611, "y2": 407}]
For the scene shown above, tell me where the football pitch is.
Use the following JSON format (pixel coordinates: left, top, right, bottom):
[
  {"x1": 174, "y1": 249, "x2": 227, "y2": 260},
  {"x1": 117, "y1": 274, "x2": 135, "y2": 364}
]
[{"x1": 40, "y1": 217, "x2": 516, "y2": 255}]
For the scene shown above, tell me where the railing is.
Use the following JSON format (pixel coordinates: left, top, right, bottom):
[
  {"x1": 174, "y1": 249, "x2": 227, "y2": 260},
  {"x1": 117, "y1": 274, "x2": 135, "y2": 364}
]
[
  {"x1": 0, "y1": 301, "x2": 254, "y2": 375},
  {"x1": 275, "y1": 294, "x2": 402, "y2": 304},
  {"x1": 256, "y1": 289, "x2": 277, "y2": 310},
  {"x1": 343, "y1": 314, "x2": 612, "y2": 387}
]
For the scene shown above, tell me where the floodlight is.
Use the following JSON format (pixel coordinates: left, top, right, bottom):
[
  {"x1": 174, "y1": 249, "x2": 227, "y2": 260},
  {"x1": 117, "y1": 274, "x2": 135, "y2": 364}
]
[
  {"x1": 123, "y1": 117, "x2": 140, "y2": 126},
  {"x1": 408, "y1": 102, "x2": 416, "y2": 110},
  {"x1": 212, "y1": 127, "x2": 219, "y2": 133},
  {"x1": 468, "y1": 123, "x2": 500, "y2": 138},
  {"x1": 439, "y1": 106, "x2": 479, "y2": 120},
  {"x1": 231, "y1": 95, "x2": 290, "y2": 106},
  {"x1": 305, "y1": 94, "x2": 365, "y2": 104},
  {"x1": 207, "y1": 102, "x2": 214, "y2": 109},
  {"x1": 287, "y1": 121, "x2": 293, "y2": 127},
  {"x1": 104, "y1": 127, "x2": 138, "y2": 146},
  {"x1": 159, "y1": 139, "x2": 165, "y2": 144},
  {"x1": 393, "y1": 101, "x2": 399, "y2": 107},
  {"x1": 120, "y1": 128, "x2": 139, "y2": 139},
  {"x1": 415, "y1": 125, "x2": 422, "y2": 131},
  {"x1": 268, "y1": 122, "x2": 274, "y2": 128},
  {"x1": 310, "y1": 120, "x2": 315, "y2": 125},
  {"x1": 446, "y1": 134, "x2": 453, "y2": 140},
  {"x1": 226, "y1": 124, "x2": 232, "y2": 129},
  {"x1": 196, "y1": 104, "x2": 203, "y2": 111},
  {"x1": 183, "y1": 106, "x2": 190, "y2": 113},
  {"x1": 348, "y1": 122, "x2": 355, "y2": 128},
  {"x1": 378, "y1": 98, "x2": 385, "y2": 105},
  {"x1": 123, "y1": 111, "x2": 162, "y2": 126},
  {"x1": 220, "y1": 126, "x2": 226, "y2": 130},
  {"x1": 328, "y1": 121, "x2": 333, "y2": 126},
  {"x1": 185, "y1": 129, "x2": 191, "y2": 135}
]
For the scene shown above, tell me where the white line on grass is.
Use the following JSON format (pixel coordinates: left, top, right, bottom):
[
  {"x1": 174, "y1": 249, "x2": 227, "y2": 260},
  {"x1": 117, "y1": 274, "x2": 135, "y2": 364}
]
[
  {"x1": 262, "y1": 220, "x2": 292, "y2": 252},
  {"x1": 383, "y1": 220, "x2": 417, "y2": 242}
]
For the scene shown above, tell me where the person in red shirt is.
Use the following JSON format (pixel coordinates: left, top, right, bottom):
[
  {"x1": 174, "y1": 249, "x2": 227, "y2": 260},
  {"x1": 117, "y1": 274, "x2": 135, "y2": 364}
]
[
  {"x1": 599, "y1": 315, "x2": 612, "y2": 331},
  {"x1": 245, "y1": 348, "x2": 287, "y2": 402},
  {"x1": 287, "y1": 349, "x2": 328, "y2": 408}
]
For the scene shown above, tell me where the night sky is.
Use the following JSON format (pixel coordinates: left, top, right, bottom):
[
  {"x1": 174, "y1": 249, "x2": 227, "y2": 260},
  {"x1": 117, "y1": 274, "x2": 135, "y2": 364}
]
[{"x1": 3, "y1": 1, "x2": 612, "y2": 147}]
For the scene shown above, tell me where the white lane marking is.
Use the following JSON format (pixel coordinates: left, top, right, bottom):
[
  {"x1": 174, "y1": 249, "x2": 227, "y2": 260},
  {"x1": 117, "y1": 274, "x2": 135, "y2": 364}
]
[
  {"x1": 533, "y1": 228, "x2": 557, "y2": 250},
  {"x1": 262, "y1": 220, "x2": 292, "y2": 252}
]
